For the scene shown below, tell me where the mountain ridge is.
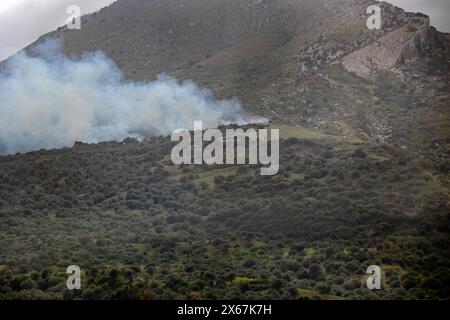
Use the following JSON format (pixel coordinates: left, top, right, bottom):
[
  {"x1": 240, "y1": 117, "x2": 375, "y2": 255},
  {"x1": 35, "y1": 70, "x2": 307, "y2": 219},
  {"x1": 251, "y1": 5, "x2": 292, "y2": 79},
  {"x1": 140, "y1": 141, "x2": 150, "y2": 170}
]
[{"x1": 0, "y1": 0, "x2": 449, "y2": 300}]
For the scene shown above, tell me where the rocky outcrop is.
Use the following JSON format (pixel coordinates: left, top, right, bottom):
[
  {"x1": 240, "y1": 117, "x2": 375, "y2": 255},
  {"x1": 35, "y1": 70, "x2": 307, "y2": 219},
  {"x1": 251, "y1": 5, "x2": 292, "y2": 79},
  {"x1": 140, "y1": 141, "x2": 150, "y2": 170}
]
[{"x1": 342, "y1": 14, "x2": 430, "y2": 79}]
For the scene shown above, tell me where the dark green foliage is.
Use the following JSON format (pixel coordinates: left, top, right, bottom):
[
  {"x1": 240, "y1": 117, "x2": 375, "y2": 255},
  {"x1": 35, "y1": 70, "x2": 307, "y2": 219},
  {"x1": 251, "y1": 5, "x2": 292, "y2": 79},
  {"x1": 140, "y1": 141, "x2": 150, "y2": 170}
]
[{"x1": 0, "y1": 128, "x2": 448, "y2": 300}]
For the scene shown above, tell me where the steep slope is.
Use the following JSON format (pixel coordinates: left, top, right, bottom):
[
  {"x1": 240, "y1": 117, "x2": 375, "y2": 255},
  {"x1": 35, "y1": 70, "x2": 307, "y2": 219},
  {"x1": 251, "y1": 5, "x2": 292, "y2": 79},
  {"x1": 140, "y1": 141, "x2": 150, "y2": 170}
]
[
  {"x1": 22, "y1": 0, "x2": 448, "y2": 146},
  {"x1": 342, "y1": 13, "x2": 430, "y2": 79},
  {"x1": 0, "y1": 0, "x2": 449, "y2": 300}
]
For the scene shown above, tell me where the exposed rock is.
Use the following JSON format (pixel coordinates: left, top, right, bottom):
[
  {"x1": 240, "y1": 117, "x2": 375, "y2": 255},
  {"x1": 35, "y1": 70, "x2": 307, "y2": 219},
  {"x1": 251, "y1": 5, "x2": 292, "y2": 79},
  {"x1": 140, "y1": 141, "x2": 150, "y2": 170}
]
[{"x1": 342, "y1": 15, "x2": 430, "y2": 79}]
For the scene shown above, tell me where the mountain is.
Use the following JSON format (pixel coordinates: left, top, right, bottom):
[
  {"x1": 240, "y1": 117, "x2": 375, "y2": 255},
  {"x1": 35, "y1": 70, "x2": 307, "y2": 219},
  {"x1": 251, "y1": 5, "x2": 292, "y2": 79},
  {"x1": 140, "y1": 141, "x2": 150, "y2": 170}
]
[
  {"x1": 0, "y1": 0, "x2": 449, "y2": 300},
  {"x1": 21, "y1": 0, "x2": 448, "y2": 147}
]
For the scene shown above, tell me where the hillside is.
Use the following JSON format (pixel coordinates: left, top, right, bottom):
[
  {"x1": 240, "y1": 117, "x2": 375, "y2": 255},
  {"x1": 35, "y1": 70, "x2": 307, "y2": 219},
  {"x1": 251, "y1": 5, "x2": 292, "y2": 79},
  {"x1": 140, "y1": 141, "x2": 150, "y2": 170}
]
[
  {"x1": 0, "y1": 0, "x2": 449, "y2": 300},
  {"x1": 23, "y1": 0, "x2": 448, "y2": 148}
]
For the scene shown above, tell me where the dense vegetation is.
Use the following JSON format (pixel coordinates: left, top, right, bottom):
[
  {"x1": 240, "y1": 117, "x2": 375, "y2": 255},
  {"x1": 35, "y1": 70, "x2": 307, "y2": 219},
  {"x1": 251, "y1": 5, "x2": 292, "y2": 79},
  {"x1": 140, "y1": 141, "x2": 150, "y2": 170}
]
[
  {"x1": 1, "y1": 2, "x2": 449, "y2": 298},
  {"x1": 0, "y1": 116, "x2": 448, "y2": 299}
]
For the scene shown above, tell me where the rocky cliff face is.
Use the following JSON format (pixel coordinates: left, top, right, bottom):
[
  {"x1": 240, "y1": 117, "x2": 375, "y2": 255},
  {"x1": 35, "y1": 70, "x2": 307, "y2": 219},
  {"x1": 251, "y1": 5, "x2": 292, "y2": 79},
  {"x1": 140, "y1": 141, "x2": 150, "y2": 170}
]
[{"x1": 342, "y1": 14, "x2": 430, "y2": 79}]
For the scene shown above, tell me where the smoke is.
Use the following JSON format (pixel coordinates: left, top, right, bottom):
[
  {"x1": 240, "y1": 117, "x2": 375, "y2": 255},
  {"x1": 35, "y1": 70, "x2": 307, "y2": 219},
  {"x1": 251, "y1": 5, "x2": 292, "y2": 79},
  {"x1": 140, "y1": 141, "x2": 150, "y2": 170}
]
[{"x1": 0, "y1": 39, "x2": 263, "y2": 155}]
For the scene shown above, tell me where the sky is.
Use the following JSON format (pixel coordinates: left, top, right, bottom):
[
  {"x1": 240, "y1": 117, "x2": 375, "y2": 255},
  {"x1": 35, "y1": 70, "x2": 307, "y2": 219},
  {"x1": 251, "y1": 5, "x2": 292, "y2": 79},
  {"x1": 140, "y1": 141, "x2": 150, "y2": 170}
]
[
  {"x1": 0, "y1": 0, "x2": 116, "y2": 61},
  {"x1": 385, "y1": 0, "x2": 450, "y2": 31},
  {"x1": 0, "y1": 0, "x2": 449, "y2": 61}
]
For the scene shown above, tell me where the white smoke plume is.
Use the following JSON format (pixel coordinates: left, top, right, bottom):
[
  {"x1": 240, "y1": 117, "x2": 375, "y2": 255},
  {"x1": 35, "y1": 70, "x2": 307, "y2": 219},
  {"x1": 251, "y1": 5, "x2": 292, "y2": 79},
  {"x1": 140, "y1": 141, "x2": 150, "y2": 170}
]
[{"x1": 0, "y1": 39, "x2": 264, "y2": 155}]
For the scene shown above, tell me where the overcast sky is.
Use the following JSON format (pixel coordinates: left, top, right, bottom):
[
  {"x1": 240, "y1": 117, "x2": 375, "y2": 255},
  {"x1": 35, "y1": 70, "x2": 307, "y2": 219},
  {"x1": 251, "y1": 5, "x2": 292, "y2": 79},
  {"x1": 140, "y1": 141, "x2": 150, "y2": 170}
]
[
  {"x1": 0, "y1": 0, "x2": 449, "y2": 62},
  {"x1": 0, "y1": 0, "x2": 116, "y2": 61},
  {"x1": 386, "y1": 0, "x2": 450, "y2": 31}
]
